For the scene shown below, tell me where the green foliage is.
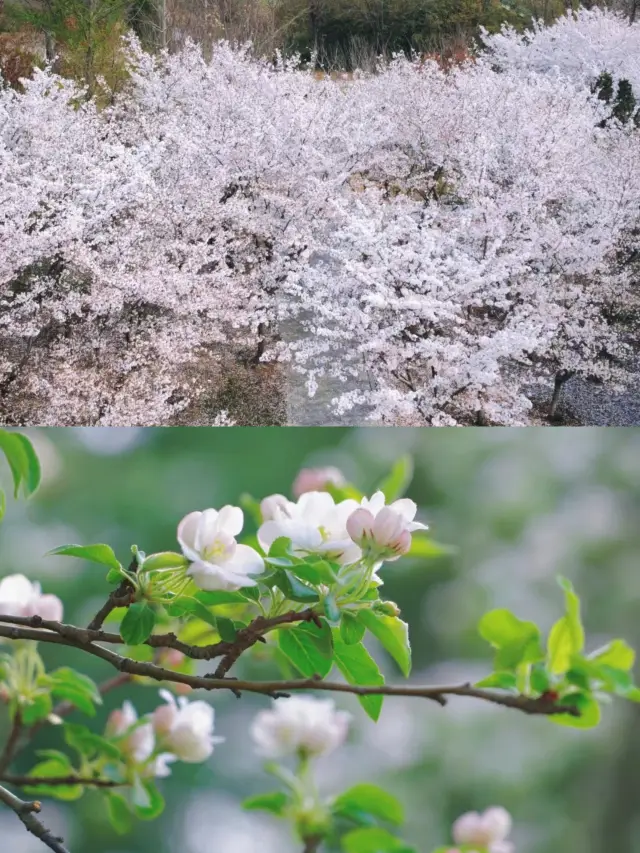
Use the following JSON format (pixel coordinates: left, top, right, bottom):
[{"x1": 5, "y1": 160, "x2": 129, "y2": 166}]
[
  {"x1": 0, "y1": 428, "x2": 41, "y2": 518},
  {"x1": 333, "y1": 784, "x2": 404, "y2": 826},
  {"x1": 22, "y1": 751, "x2": 84, "y2": 801},
  {"x1": 47, "y1": 543, "x2": 123, "y2": 573},
  {"x1": 39, "y1": 667, "x2": 102, "y2": 717},
  {"x1": 376, "y1": 455, "x2": 413, "y2": 503},
  {"x1": 341, "y1": 826, "x2": 415, "y2": 853},
  {"x1": 332, "y1": 630, "x2": 385, "y2": 721},
  {"x1": 243, "y1": 790, "x2": 291, "y2": 815},
  {"x1": 120, "y1": 602, "x2": 156, "y2": 644},
  {"x1": 279, "y1": 623, "x2": 334, "y2": 677},
  {"x1": 357, "y1": 610, "x2": 411, "y2": 677}
]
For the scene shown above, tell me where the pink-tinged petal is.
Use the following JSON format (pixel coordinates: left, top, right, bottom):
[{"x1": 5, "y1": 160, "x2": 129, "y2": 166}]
[
  {"x1": 194, "y1": 509, "x2": 220, "y2": 552},
  {"x1": 372, "y1": 507, "x2": 405, "y2": 544},
  {"x1": 36, "y1": 594, "x2": 64, "y2": 623},
  {"x1": 216, "y1": 505, "x2": 243, "y2": 537},
  {"x1": 389, "y1": 498, "x2": 417, "y2": 522},
  {"x1": 260, "y1": 494, "x2": 292, "y2": 522},
  {"x1": 367, "y1": 491, "x2": 387, "y2": 513},
  {"x1": 407, "y1": 520, "x2": 429, "y2": 532},
  {"x1": 177, "y1": 512, "x2": 202, "y2": 557},
  {"x1": 346, "y1": 508, "x2": 375, "y2": 542},
  {"x1": 0, "y1": 574, "x2": 36, "y2": 608},
  {"x1": 228, "y1": 544, "x2": 265, "y2": 577},
  {"x1": 329, "y1": 499, "x2": 361, "y2": 529}
]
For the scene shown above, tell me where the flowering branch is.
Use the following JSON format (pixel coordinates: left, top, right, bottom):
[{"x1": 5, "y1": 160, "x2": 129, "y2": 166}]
[
  {"x1": 86, "y1": 562, "x2": 138, "y2": 631},
  {"x1": 0, "y1": 620, "x2": 579, "y2": 717},
  {"x1": 0, "y1": 783, "x2": 71, "y2": 853}
]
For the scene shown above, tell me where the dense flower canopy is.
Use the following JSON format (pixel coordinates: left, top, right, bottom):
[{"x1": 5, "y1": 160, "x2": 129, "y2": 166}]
[{"x1": 1, "y1": 9, "x2": 639, "y2": 425}]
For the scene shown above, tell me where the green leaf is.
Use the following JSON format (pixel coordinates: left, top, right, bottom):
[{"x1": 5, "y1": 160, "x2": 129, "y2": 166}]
[
  {"x1": 21, "y1": 693, "x2": 52, "y2": 725},
  {"x1": 333, "y1": 784, "x2": 404, "y2": 826},
  {"x1": 142, "y1": 552, "x2": 189, "y2": 572},
  {"x1": 474, "y1": 672, "x2": 518, "y2": 690},
  {"x1": 376, "y1": 455, "x2": 414, "y2": 502},
  {"x1": 478, "y1": 609, "x2": 544, "y2": 670},
  {"x1": 135, "y1": 781, "x2": 165, "y2": 820},
  {"x1": 332, "y1": 631, "x2": 385, "y2": 721},
  {"x1": 41, "y1": 668, "x2": 102, "y2": 717},
  {"x1": 165, "y1": 597, "x2": 218, "y2": 630},
  {"x1": 243, "y1": 791, "x2": 290, "y2": 815},
  {"x1": 22, "y1": 753, "x2": 84, "y2": 802},
  {"x1": 0, "y1": 489, "x2": 5, "y2": 522},
  {"x1": 11, "y1": 433, "x2": 41, "y2": 496},
  {"x1": 216, "y1": 616, "x2": 238, "y2": 642},
  {"x1": 588, "y1": 639, "x2": 635, "y2": 671},
  {"x1": 106, "y1": 567, "x2": 123, "y2": 584},
  {"x1": 0, "y1": 429, "x2": 38, "y2": 498},
  {"x1": 340, "y1": 613, "x2": 366, "y2": 646},
  {"x1": 323, "y1": 593, "x2": 341, "y2": 624},
  {"x1": 64, "y1": 723, "x2": 123, "y2": 761},
  {"x1": 405, "y1": 536, "x2": 453, "y2": 559},
  {"x1": 273, "y1": 570, "x2": 320, "y2": 604},
  {"x1": 47, "y1": 544, "x2": 122, "y2": 572},
  {"x1": 293, "y1": 560, "x2": 338, "y2": 586},
  {"x1": 341, "y1": 827, "x2": 413, "y2": 853},
  {"x1": 120, "y1": 602, "x2": 156, "y2": 645},
  {"x1": 547, "y1": 576, "x2": 584, "y2": 674},
  {"x1": 550, "y1": 692, "x2": 601, "y2": 729},
  {"x1": 279, "y1": 624, "x2": 333, "y2": 678},
  {"x1": 107, "y1": 792, "x2": 133, "y2": 834},
  {"x1": 269, "y1": 537, "x2": 294, "y2": 558},
  {"x1": 357, "y1": 610, "x2": 411, "y2": 677}
]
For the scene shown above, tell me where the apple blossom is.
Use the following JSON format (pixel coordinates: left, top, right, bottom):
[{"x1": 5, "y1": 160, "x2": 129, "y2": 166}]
[
  {"x1": 0, "y1": 574, "x2": 64, "y2": 622},
  {"x1": 292, "y1": 467, "x2": 346, "y2": 498},
  {"x1": 346, "y1": 492, "x2": 427, "y2": 560},
  {"x1": 152, "y1": 688, "x2": 224, "y2": 763},
  {"x1": 106, "y1": 700, "x2": 155, "y2": 764},
  {"x1": 250, "y1": 696, "x2": 351, "y2": 759},
  {"x1": 452, "y1": 806, "x2": 514, "y2": 852},
  {"x1": 177, "y1": 507, "x2": 264, "y2": 591},
  {"x1": 257, "y1": 491, "x2": 361, "y2": 564}
]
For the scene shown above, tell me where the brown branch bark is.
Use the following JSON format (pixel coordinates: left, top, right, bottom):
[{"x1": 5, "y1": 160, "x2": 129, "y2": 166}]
[
  {"x1": 0, "y1": 621, "x2": 580, "y2": 717},
  {"x1": 0, "y1": 711, "x2": 23, "y2": 775},
  {"x1": 86, "y1": 559, "x2": 138, "y2": 631},
  {"x1": 0, "y1": 783, "x2": 70, "y2": 853},
  {"x1": 1, "y1": 774, "x2": 122, "y2": 788}
]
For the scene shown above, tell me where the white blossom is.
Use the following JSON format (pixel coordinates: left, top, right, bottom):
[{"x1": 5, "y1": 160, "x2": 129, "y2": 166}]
[
  {"x1": 452, "y1": 806, "x2": 514, "y2": 852},
  {"x1": 0, "y1": 574, "x2": 64, "y2": 622},
  {"x1": 257, "y1": 491, "x2": 361, "y2": 564},
  {"x1": 250, "y1": 696, "x2": 351, "y2": 759},
  {"x1": 152, "y1": 689, "x2": 224, "y2": 763},
  {"x1": 106, "y1": 700, "x2": 155, "y2": 764},
  {"x1": 177, "y1": 507, "x2": 265, "y2": 591}
]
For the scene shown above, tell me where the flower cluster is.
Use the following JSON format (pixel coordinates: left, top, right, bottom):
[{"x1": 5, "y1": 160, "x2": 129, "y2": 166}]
[
  {"x1": 106, "y1": 689, "x2": 223, "y2": 778},
  {"x1": 175, "y1": 480, "x2": 426, "y2": 591}
]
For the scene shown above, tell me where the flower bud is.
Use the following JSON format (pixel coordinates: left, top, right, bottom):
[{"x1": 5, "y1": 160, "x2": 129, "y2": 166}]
[
  {"x1": 346, "y1": 506, "x2": 412, "y2": 560},
  {"x1": 292, "y1": 467, "x2": 345, "y2": 498},
  {"x1": 158, "y1": 648, "x2": 185, "y2": 669},
  {"x1": 374, "y1": 600, "x2": 401, "y2": 617}
]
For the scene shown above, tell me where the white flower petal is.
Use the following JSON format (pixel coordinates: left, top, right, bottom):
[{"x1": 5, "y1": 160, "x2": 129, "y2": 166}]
[
  {"x1": 195, "y1": 509, "x2": 220, "y2": 552},
  {"x1": 216, "y1": 505, "x2": 244, "y2": 537},
  {"x1": 177, "y1": 512, "x2": 202, "y2": 555}
]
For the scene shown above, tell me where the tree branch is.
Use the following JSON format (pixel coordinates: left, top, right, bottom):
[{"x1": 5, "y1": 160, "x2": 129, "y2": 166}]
[
  {"x1": 1, "y1": 774, "x2": 122, "y2": 788},
  {"x1": 86, "y1": 560, "x2": 138, "y2": 631},
  {"x1": 0, "y1": 622, "x2": 580, "y2": 717},
  {"x1": 0, "y1": 608, "x2": 321, "y2": 663},
  {"x1": 0, "y1": 783, "x2": 71, "y2": 853}
]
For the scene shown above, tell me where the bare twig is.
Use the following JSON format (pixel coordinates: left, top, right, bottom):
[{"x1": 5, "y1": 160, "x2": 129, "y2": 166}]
[
  {"x1": 0, "y1": 711, "x2": 23, "y2": 775},
  {"x1": 1, "y1": 774, "x2": 122, "y2": 788},
  {"x1": 0, "y1": 783, "x2": 70, "y2": 853},
  {"x1": 86, "y1": 559, "x2": 138, "y2": 631},
  {"x1": 0, "y1": 621, "x2": 580, "y2": 717}
]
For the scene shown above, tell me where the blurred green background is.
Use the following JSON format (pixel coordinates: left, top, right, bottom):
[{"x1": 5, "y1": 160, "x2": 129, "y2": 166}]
[{"x1": 1, "y1": 427, "x2": 640, "y2": 853}]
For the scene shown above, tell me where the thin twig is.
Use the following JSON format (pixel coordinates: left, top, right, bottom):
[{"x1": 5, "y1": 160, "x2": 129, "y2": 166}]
[
  {"x1": 0, "y1": 783, "x2": 71, "y2": 853},
  {"x1": 0, "y1": 622, "x2": 580, "y2": 717},
  {"x1": 0, "y1": 711, "x2": 23, "y2": 775},
  {"x1": 1, "y1": 774, "x2": 122, "y2": 788},
  {"x1": 86, "y1": 559, "x2": 138, "y2": 631}
]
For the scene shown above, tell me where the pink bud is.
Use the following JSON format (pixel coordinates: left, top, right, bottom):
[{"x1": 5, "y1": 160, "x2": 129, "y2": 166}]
[
  {"x1": 105, "y1": 709, "x2": 127, "y2": 737},
  {"x1": 292, "y1": 467, "x2": 345, "y2": 498},
  {"x1": 174, "y1": 682, "x2": 193, "y2": 696},
  {"x1": 34, "y1": 594, "x2": 64, "y2": 623},
  {"x1": 346, "y1": 508, "x2": 375, "y2": 544}
]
